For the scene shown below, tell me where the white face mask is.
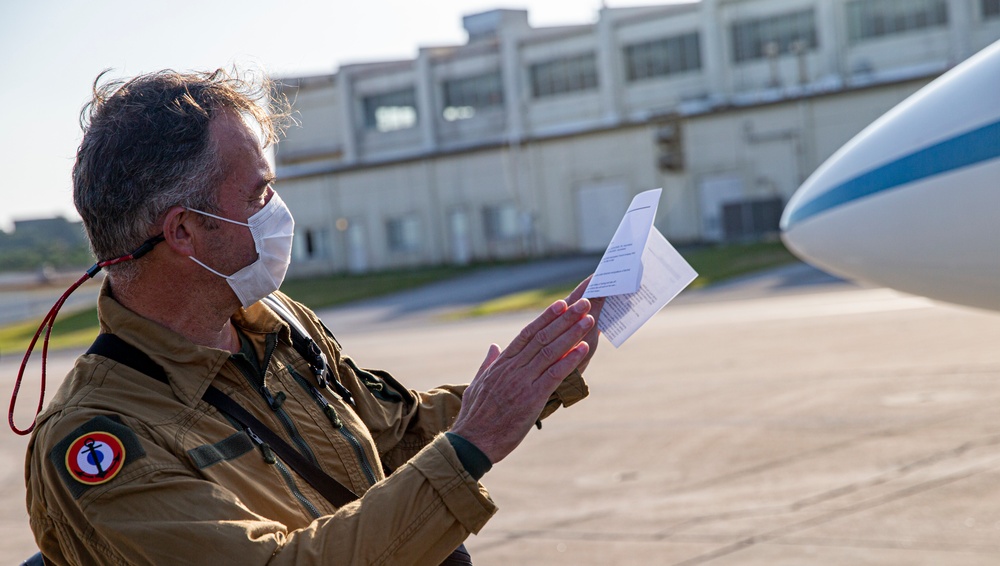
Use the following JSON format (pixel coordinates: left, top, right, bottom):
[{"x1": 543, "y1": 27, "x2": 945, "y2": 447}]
[{"x1": 187, "y1": 192, "x2": 295, "y2": 308}]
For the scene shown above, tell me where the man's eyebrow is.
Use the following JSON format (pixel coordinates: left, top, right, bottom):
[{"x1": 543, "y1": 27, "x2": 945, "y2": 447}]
[{"x1": 257, "y1": 173, "x2": 276, "y2": 192}]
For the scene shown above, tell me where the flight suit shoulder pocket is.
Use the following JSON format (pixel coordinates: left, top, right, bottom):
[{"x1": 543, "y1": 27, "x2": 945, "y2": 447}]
[
  {"x1": 187, "y1": 431, "x2": 255, "y2": 469},
  {"x1": 343, "y1": 358, "x2": 412, "y2": 404}
]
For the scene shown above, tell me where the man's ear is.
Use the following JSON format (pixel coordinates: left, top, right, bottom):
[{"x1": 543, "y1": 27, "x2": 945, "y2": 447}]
[{"x1": 161, "y1": 206, "x2": 197, "y2": 257}]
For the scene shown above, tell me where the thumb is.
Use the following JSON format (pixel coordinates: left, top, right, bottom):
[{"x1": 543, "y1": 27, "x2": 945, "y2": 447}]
[{"x1": 477, "y1": 343, "x2": 502, "y2": 376}]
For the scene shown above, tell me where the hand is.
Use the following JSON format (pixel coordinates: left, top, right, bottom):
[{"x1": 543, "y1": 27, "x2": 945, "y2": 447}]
[
  {"x1": 449, "y1": 298, "x2": 594, "y2": 464},
  {"x1": 563, "y1": 276, "x2": 604, "y2": 374}
]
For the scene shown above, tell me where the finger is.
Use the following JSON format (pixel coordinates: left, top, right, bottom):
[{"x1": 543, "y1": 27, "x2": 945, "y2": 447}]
[
  {"x1": 577, "y1": 297, "x2": 603, "y2": 337},
  {"x1": 524, "y1": 299, "x2": 591, "y2": 356},
  {"x1": 534, "y1": 341, "x2": 591, "y2": 391},
  {"x1": 587, "y1": 296, "x2": 605, "y2": 325},
  {"x1": 525, "y1": 312, "x2": 595, "y2": 378},
  {"x1": 577, "y1": 298, "x2": 604, "y2": 373},
  {"x1": 515, "y1": 298, "x2": 592, "y2": 365},
  {"x1": 503, "y1": 300, "x2": 568, "y2": 358},
  {"x1": 462, "y1": 345, "x2": 501, "y2": 414},
  {"x1": 476, "y1": 343, "x2": 502, "y2": 376},
  {"x1": 564, "y1": 275, "x2": 594, "y2": 305},
  {"x1": 586, "y1": 298, "x2": 604, "y2": 339}
]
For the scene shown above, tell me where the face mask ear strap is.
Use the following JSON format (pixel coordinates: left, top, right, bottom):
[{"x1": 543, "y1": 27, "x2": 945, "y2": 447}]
[
  {"x1": 188, "y1": 255, "x2": 231, "y2": 279},
  {"x1": 187, "y1": 207, "x2": 250, "y2": 227},
  {"x1": 8, "y1": 234, "x2": 165, "y2": 435}
]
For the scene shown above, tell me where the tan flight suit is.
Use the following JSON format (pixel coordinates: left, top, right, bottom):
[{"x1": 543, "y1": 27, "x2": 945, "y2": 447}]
[{"x1": 25, "y1": 287, "x2": 588, "y2": 565}]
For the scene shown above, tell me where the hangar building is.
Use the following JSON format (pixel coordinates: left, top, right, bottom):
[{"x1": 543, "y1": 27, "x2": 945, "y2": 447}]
[{"x1": 274, "y1": 0, "x2": 1000, "y2": 275}]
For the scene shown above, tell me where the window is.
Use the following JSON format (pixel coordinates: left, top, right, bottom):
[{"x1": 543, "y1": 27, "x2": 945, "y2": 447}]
[
  {"x1": 984, "y1": 0, "x2": 1000, "y2": 18},
  {"x1": 442, "y1": 71, "x2": 504, "y2": 121},
  {"x1": 730, "y1": 10, "x2": 818, "y2": 63},
  {"x1": 847, "y1": 0, "x2": 949, "y2": 42},
  {"x1": 482, "y1": 204, "x2": 520, "y2": 241},
  {"x1": 625, "y1": 32, "x2": 702, "y2": 82},
  {"x1": 292, "y1": 227, "x2": 330, "y2": 261},
  {"x1": 362, "y1": 89, "x2": 417, "y2": 132},
  {"x1": 385, "y1": 216, "x2": 421, "y2": 252},
  {"x1": 530, "y1": 53, "x2": 599, "y2": 98}
]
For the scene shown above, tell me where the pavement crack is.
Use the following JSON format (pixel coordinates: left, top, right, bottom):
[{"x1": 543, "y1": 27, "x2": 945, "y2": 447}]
[{"x1": 669, "y1": 463, "x2": 995, "y2": 565}]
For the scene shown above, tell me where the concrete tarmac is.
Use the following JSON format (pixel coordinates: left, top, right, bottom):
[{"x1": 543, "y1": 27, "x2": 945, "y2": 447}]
[{"x1": 3, "y1": 265, "x2": 1000, "y2": 564}]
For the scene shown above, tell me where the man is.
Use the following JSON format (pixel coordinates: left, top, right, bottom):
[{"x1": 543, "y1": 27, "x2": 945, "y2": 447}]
[{"x1": 25, "y1": 69, "x2": 602, "y2": 565}]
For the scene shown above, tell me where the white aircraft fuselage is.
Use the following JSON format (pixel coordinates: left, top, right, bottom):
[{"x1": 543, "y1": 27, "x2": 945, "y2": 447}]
[{"x1": 781, "y1": 39, "x2": 1000, "y2": 312}]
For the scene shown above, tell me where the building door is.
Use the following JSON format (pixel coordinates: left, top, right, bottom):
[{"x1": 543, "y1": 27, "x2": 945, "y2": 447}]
[
  {"x1": 346, "y1": 221, "x2": 368, "y2": 274},
  {"x1": 576, "y1": 182, "x2": 628, "y2": 253},
  {"x1": 448, "y1": 209, "x2": 471, "y2": 265}
]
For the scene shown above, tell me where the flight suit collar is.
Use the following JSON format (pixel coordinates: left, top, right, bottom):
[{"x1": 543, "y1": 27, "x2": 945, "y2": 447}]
[{"x1": 96, "y1": 281, "x2": 292, "y2": 407}]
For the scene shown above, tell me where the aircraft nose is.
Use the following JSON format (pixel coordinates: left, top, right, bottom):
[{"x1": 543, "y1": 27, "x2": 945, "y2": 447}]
[
  {"x1": 780, "y1": 167, "x2": 831, "y2": 236},
  {"x1": 779, "y1": 188, "x2": 808, "y2": 234}
]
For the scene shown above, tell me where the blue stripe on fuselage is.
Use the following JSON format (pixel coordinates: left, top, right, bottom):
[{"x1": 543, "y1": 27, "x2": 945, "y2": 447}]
[{"x1": 783, "y1": 119, "x2": 1000, "y2": 228}]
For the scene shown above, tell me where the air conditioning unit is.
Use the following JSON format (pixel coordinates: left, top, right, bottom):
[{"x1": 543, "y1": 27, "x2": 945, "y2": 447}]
[{"x1": 655, "y1": 121, "x2": 683, "y2": 172}]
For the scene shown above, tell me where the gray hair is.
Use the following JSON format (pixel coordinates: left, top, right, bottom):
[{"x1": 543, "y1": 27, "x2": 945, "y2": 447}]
[{"x1": 72, "y1": 67, "x2": 292, "y2": 282}]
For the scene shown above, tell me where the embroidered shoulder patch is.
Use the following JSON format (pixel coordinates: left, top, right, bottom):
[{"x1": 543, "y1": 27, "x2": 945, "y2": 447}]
[
  {"x1": 65, "y1": 431, "x2": 126, "y2": 484},
  {"x1": 49, "y1": 415, "x2": 147, "y2": 498}
]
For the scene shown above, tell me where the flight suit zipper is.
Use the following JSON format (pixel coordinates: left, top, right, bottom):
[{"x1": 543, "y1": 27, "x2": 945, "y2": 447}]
[
  {"x1": 289, "y1": 366, "x2": 379, "y2": 486},
  {"x1": 246, "y1": 428, "x2": 322, "y2": 519},
  {"x1": 337, "y1": 422, "x2": 378, "y2": 486},
  {"x1": 233, "y1": 334, "x2": 319, "y2": 465}
]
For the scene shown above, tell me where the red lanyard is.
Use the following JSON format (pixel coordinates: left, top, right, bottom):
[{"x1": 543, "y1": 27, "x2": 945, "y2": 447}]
[{"x1": 8, "y1": 235, "x2": 163, "y2": 435}]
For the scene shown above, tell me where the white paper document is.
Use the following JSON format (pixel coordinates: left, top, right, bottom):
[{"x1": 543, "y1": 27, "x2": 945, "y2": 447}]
[
  {"x1": 583, "y1": 188, "x2": 661, "y2": 298},
  {"x1": 583, "y1": 189, "x2": 698, "y2": 347}
]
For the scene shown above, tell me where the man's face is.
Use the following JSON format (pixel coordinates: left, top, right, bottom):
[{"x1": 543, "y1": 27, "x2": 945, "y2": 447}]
[{"x1": 200, "y1": 111, "x2": 276, "y2": 276}]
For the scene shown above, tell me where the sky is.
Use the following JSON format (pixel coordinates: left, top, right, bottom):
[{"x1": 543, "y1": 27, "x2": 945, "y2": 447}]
[{"x1": 0, "y1": 0, "x2": 684, "y2": 232}]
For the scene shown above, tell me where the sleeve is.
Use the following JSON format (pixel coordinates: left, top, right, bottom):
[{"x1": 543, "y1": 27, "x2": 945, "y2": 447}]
[
  {"x1": 538, "y1": 368, "x2": 589, "y2": 422},
  {"x1": 28, "y1": 412, "x2": 496, "y2": 566}
]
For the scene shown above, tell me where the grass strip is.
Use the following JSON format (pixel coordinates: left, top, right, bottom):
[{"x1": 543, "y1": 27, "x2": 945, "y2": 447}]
[
  {"x1": 0, "y1": 265, "x2": 480, "y2": 354},
  {"x1": 0, "y1": 242, "x2": 799, "y2": 353},
  {"x1": 0, "y1": 306, "x2": 100, "y2": 358},
  {"x1": 457, "y1": 241, "x2": 799, "y2": 318},
  {"x1": 278, "y1": 265, "x2": 478, "y2": 309}
]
